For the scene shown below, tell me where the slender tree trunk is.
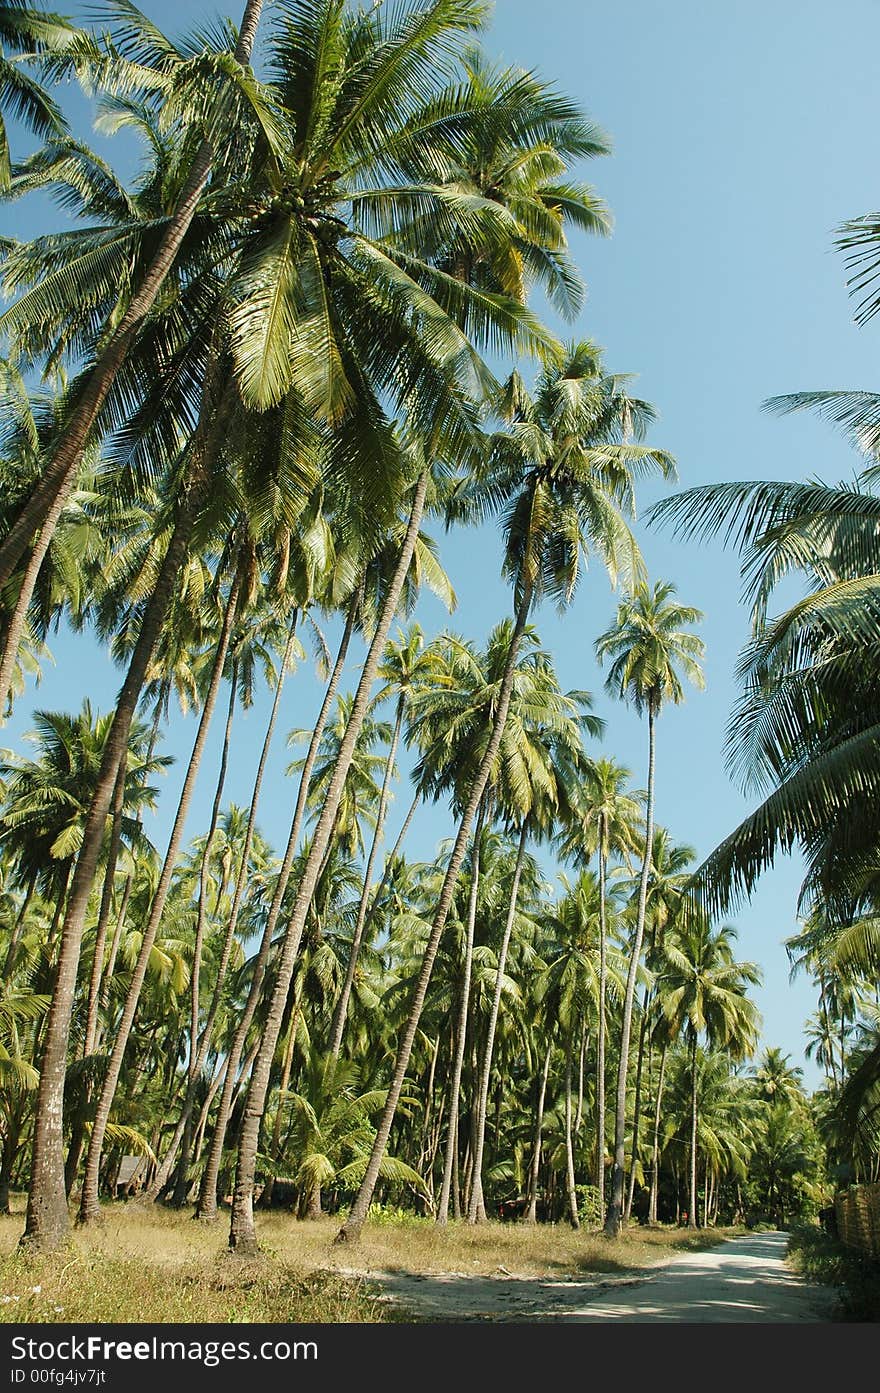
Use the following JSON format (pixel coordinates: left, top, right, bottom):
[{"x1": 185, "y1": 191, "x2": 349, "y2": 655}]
[
  {"x1": 605, "y1": 705, "x2": 656, "y2": 1238},
  {"x1": 596, "y1": 838, "x2": 607, "y2": 1208},
  {"x1": 82, "y1": 758, "x2": 127, "y2": 1061},
  {"x1": 468, "y1": 822, "x2": 527, "y2": 1223},
  {"x1": 335, "y1": 580, "x2": 534, "y2": 1246},
  {"x1": 146, "y1": 613, "x2": 301, "y2": 1202},
  {"x1": 191, "y1": 659, "x2": 238, "y2": 1092},
  {"x1": 164, "y1": 656, "x2": 239, "y2": 1207},
  {"x1": 3, "y1": 872, "x2": 37, "y2": 976},
  {"x1": 575, "y1": 1023, "x2": 586, "y2": 1135},
  {"x1": 358, "y1": 787, "x2": 421, "y2": 939},
  {"x1": 328, "y1": 699, "x2": 403, "y2": 1059},
  {"x1": 624, "y1": 983, "x2": 651, "y2": 1223},
  {"x1": 0, "y1": 0, "x2": 266, "y2": 707},
  {"x1": 196, "y1": 604, "x2": 353, "y2": 1223},
  {"x1": 689, "y1": 1030, "x2": 698, "y2": 1230},
  {"x1": 0, "y1": 1115, "x2": 22, "y2": 1215},
  {"x1": 564, "y1": 1029, "x2": 580, "y2": 1230},
  {"x1": 437, "y1": 800, "x2": 485, "y2": 1225},
  {"x1": 262, "y1": 1000, "x2": 299, "y2": 1207},
  {"x1": 648, "y1": 1038, "x2": 668, "y2": 1225},
  {"x1": 230, "y1": 476, "x2": 432, "y2": 1255},
  {"x1": 94, "y1": 694, "x2": 165, "y2": 1051},
  {"x1": 77, "y1": 575, "x2": 240, "y2": 1226},
  {"x1": 21, "y1": 462, "x2": 210, "y2": 1252}
]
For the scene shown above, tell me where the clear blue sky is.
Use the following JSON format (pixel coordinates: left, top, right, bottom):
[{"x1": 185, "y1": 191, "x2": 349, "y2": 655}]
[{"x1": 7, "y1": 0, "x2": 880, "y2": 1086}]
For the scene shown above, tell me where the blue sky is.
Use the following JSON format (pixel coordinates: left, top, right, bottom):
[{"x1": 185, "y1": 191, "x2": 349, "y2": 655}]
[{"x1": 7, "y1": 0, "x2": 880, "y2": 1085}]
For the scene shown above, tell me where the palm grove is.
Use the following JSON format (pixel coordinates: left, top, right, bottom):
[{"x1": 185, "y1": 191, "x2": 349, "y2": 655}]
[{"x1": 0, "y1": 0, "x2": 850, "y2": 1260}]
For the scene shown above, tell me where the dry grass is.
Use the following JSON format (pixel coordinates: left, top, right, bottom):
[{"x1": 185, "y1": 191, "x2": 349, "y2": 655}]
[{"x1": 0, "y1": 1198, "x2": 743, "y2": 1323}]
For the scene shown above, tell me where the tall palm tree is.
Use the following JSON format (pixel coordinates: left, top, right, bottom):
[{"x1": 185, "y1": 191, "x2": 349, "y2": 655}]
[
  {"x1": 0, "y1": 0, "x2": 273, "y2": 705},
  {"x1": 328, "y1": 623, "x2": 451, "y2": 1059},
  {"x1": 660, "y1": 919, "x2": 760, "y2": 1227},
  {"x1": 335, "y1": 346, "x2": 673, "y2": 1244},
  {"x1": 596, "y1": 578, "x2": 704, "y2": 1235},
  {"x1": 556, "y1": 755, "x2": 642, "y2": 1209}
]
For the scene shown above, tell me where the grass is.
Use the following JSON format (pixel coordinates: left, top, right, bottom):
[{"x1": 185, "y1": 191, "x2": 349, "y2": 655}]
[
  {"x1": 787, "y1": 1224, "x2": 880, "y2": 1322},
  {"x1": 0, "y1": 1198, "x2": 742, "y2": 1324}
]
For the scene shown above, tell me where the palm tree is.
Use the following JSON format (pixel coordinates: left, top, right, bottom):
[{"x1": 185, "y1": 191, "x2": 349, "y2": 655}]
[
  {"x1": 335, "y1": 346, "x2": 673, "y2": 1245},
  {"x1": 328, "y1": 623, "x2": 450, "y2": 1059},
  {"x1": 556, "y1": 755, "x2": 641, "y2": 1209},
  {"x1": 596, "y1": 579, "x2": 704, "y2": 1234},
  {"x1": 0, "y1": 0, "x2": 272, "y2": 705},
  {"x1": 660, "y1": 919, "x2": 760, "y2": 1227},
  {"x1": 0, "y1": 2, "x2": 71, "y2": 186}
]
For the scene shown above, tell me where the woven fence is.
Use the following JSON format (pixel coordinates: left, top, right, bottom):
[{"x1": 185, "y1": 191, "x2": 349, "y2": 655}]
[{"x1": 835, "y1": 1183, "x2": 880, "y2": 1258}]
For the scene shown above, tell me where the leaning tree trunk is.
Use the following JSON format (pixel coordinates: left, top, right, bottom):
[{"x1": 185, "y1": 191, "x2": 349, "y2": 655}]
[
  {"x1": 149, "y1": 614, "x2": 300, "y2": 1204},
  {"x1": 0, "y1": 0, "x2": 266, "y2": 708},
  {"x1": 436, "y1": 799, "x2": 486, "y2": 1226},
  {"x1": 82, "y1": 758, "x2": 127, "y2": 1061},
  {"x1": 169, "y1": 657, "x2": 238, "y2": 1206},
  {"x1": 689, "y1": 1030, "x2": 698, "y2": 1230},
  {"x1": 564, "y1": 1028, "x2": 580, "y2": 1230},
  {"x1": 605, "y1": 704, "x2": 656, "y2": 1238},
  {"x1": 63, "y1": 757, "x2": 128, "y2": 1198},
  {"x1": 195, "y1": 604, "x2": 354, "y2": 1223},
  {"x1": 467, "y1": 821, "x2": 527, "y2": 1223},
  {"x1": 356, "y1": 786, "x2": 421, "y2": 942},
  {"x1": 2, "y1": 871, "x2": 37, "y2": 977},
  {"x1": 525, "y1": 1041, "x2": 553, "y2": 1224},
  {"x1": 648, "y1": 1037, "x2": 668, "y2": 1224},
  {"x1": 77, "y1": 575, "x2": 240, "y2": 1226},
  {"x1": 328, "y1": 695, "x2": 404, "y2": 1059},
  {"x1": 334, "y1": 578, "x2": 534, "y2": 1246},
  {"x1": 21, "y1": 459, "x2": 211, "y2": 1252},
  {"x1": 229, "y1": 474, "x2": 431, "y2": 1254}
]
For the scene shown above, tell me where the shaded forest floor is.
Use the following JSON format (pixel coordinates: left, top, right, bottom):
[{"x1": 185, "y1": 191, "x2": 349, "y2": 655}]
[{"x1": 0, "y1": 1199, "x2": 743, "y2": 1323}]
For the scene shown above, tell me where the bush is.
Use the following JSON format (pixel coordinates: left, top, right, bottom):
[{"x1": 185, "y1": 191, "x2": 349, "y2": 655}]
[{"x1": 787, "y1": 1223, "x2": 880, "y2": 1321}]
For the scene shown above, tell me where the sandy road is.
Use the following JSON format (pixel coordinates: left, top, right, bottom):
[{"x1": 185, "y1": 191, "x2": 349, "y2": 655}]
[
  {"x1": 360, "y1": 1231, "x2": 833, "y2": 1322},
  {"x1": 559, "y1": 1231, "x2": 831, "y2": 1322}
]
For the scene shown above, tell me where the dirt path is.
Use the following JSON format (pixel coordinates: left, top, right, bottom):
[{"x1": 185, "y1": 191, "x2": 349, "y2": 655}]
[
  {"x1": 567, "y1": 1231, "x2": 831, "y2": 1322},
  {"x1": 355, "y1": 1232, "x2": 832, "y2": 1323}
]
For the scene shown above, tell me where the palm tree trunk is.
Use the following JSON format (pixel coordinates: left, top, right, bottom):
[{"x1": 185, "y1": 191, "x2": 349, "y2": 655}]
[
  {"x1": 167, "y1": 661, "x2": 238, "y2": 1209},
  {"x1": 605, "y1": 704, "x2": 656, "y2": 1238},
  {"x1": 596, "y1": 837, "x2": 607, "y2": 1208},
  {"x1": 196, "y1": 603, "x2": 353, "y2": 1223},
  {"x1": 262, "y1": 1000, "x2": 299, "y2": 1207},
  {"x1": 624, "y1": 983, "x2": 651, "y2": 1222},
  {"x1": 229, "y1": 474, "x2": 432, "y2": 1255},
  {"x1": 648, "y1": 1038, "x2": 668, "y2": 1225},
  {"x1": 525, "y1": 1043, "x2": 550, "y2": 1224},
  {"x1": 335, "y1": 578, "x2": 535, "y2": 1246},
  {"x1": 142, "y1": 611, "x2": 301, "y2": 1202},
  {"x1": 358, "y1": 787, "x2": 421, "y2": 939},
  {"x1": 82, "y1": 757, "x2": 127, "y2": 1060},
  {"x1": 437, "y1": 798, "x2": 486, "y2": 1225},
  {"x1": 3, "y1": 871, "x2": 38, "y2": 976},
  {"x1": 191, "y1": 658, "x2": 238, "y2": 1090},
  {"x1": 467, "y1": 821, "x2": 527, "y2": 1223},
  {"x1": 575, "y1": 1023, "x2": 586, "y2": 1135},
  {"x1": 21, "y1": 458, "x2": 212, "y2": 1252},
  {"x1": 77, "y1": 574, "x2": 240, "y2": 1226},
  {"x1": 564, "y1": 1028, "x2": 580, "y2": 1230},
  {"x1": 0, "y1": 0, "x2": 266, "y2": 706},
  {"x1": 689, "y1": 1030, "x2": 698, "y2": 1230},
  {"x1": 328, "y1": 698, "x2": 403, "y2": 1059}
]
